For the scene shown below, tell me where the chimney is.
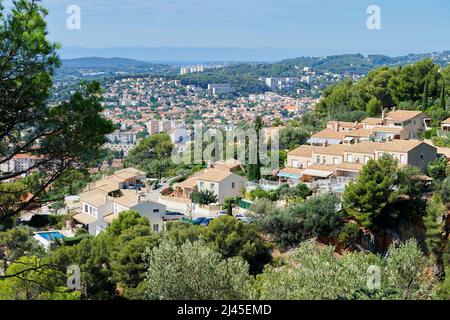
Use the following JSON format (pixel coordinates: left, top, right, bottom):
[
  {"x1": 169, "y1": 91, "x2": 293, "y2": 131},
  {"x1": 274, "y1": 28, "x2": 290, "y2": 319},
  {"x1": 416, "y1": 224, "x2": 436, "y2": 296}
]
[
  {"x1": 335, "y1": 121, "x2": 340, "y2": 132},
  {"x1": 381, "y1": 109, "x2": 386, "y2": 125}
]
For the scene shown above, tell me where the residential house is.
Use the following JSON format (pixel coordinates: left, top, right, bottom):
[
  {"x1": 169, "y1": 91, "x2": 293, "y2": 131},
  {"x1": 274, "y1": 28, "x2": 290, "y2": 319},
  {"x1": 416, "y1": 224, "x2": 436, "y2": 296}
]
[
  {"x1": 309, "y1": 110, "x2": 429, "y2": 147},
  {"x1": 280, "y1": 139, "x2": 437, "y2": 183},
  {"x1": 195, "y1": 168, "x2": 246, "y2": 203},
  {"x1": 73, "y1": 168, "x2": 167, "y2": 235},
  {"x1": 210, "y1": 159, "x2": 242, "y2": 173},
  {"x1": 363, "y1": 110, "x2": 429, "y2": 141},
  {"x1": 172, "y1": 168, "x2": 246, "y2": 204},
  {"x1": 441, "y1": 117, "x2": 450, "y2": 133}
]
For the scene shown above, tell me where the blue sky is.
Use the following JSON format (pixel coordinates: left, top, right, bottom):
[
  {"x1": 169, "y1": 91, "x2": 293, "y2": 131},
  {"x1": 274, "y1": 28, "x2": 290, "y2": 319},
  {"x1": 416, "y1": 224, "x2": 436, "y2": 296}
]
[{"x1": 4, "y1": 0, "x2": 450, "y2": 59}]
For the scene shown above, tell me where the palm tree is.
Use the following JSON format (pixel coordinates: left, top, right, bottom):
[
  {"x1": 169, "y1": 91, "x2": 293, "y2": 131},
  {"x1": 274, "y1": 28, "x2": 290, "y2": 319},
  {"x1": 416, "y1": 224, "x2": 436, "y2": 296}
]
[{"x1": 191, "y1": 190, "x2": 219, "y2": 205}]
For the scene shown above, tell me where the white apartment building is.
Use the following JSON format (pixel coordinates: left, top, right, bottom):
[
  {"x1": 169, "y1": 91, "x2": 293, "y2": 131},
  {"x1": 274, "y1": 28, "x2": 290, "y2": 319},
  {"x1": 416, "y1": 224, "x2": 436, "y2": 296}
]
[
  {"x1": 106, "y1": 131, "x2": 138, "y2": 145},
  {"x1": 207, "y1": 83, "x2": 233, "y2": 96}
]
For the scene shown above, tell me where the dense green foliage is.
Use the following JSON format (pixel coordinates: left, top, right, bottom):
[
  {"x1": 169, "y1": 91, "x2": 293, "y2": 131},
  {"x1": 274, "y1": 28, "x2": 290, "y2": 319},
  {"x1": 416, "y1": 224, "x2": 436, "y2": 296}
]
[
  {"x1": 124, "y1": 133, "x2": 174, "y2": 178},
  {"x1": 0, "y1": 256, "x2": 80, "y2": 300},
  {"x1": 314, "y1": 60, "x2": 449, "y2": 124},
  {"x1": 259, "y1": 194, "x2": 343, "y2": 249},
  {"x1": 48, "y1": 211, "x2": 158, "y2": 299},
  {"x1": 252, "y1": 240, "x2": 436, "y2": 300},
  {"x1": 343, "y1": 155, "x2": 424, "y2": 230},
  {"x1": 191, "y1": 189, "x2": 219, "y2": 205},
  {"x1": 202, "y1": 216, "x2": 272, "y2": 274},
  {"x1": 0, "y1": 226, "x2": 44, "y2": 273},
  {"x1": 428, "y1": 157, "x2": 450, "y2": 180},
  {"x1": 247, "y1": 183, "x2": 312, "y2": 203},
  {"x1": 143, "y1": 241, "x2": 252, "y2": 300},
  {"x1": 0, "y1": 0, "x2": 114, "y2": 227},
  {"x1": 279, "y1": 124, "x2": 311, "y2": 150}
]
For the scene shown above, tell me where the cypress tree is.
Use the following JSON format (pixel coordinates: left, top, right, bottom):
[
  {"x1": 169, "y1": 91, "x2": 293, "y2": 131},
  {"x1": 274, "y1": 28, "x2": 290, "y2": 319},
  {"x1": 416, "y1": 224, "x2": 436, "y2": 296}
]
[
  {"x1": 247, "y1": 116, "x2": 263, "y2": 181},
  {"x1": 422, "y1": 79, "x2": 429, "y2": 110},
  {"x1": 440, "y1": 77, "x2": 446, "y2": 110}
]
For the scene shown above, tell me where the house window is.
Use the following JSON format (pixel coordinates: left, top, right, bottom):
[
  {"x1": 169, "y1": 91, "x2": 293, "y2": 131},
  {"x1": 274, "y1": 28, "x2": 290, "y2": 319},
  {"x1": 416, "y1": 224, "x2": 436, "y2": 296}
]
[
  {"x1": 420, "y1": 153, "x2": 424, "y2": 159},
  {"x1": 292, "y1": 160, "x2": 300, "y2": 168},
  {"x1": 347, "y1": 154, "x2": 353, "y2": 163},
  {"x1": 153, "y1": 209, "x2": 160, "y2": 213},
  {"x1": 200, "y1": 181, "x2": 204, "y2": 189},
  {"x1": 84, "y1": 204, "x2": 89, "y2": 213},
  {"x1": 153, "y1": 224, "x2": 159, "y2": 232},
  {"x1": 316, "y1": 156, "x2": 320, "y2": 164},
  {"x1": 399, "y1": 154, "x2": 405, "y2": 163},
  {"x1": 210, "y1": 183, "x2": 215, "y2": 190},
  {"x1": 232, "y1": 182, "x2": 235, "y2": 189},
  {"x1": 364, "y1": 156, "x2": 370, "y2": 164}
]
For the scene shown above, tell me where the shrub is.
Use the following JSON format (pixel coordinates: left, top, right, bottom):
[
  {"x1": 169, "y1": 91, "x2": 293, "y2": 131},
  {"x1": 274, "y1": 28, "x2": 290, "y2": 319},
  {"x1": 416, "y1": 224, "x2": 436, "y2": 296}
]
[{"x1": 27, "y1": 214, "x2": 67, "y2": 229}]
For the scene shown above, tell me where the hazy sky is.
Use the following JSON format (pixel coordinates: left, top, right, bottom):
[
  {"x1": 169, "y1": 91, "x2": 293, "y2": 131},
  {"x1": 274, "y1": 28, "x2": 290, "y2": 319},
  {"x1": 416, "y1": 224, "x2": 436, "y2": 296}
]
[{"x1": 4, "y1": 0, "x2": 450, "y2": 56}]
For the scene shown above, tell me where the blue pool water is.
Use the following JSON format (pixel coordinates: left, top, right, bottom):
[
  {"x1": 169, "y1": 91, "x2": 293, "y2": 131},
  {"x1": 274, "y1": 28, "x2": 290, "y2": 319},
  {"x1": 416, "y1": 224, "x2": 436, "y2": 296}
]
[{"x1": 37, "y1": 231, "x2": 65, "y2": 241}]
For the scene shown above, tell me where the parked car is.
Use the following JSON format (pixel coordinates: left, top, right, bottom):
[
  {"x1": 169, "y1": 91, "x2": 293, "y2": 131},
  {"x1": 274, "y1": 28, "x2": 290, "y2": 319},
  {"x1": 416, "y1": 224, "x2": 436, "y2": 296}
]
[
  {"x1": 236, "y1": 214, "x2": 252, "y2": 224},
  {"x1": 217, "y1": 211, "x2": 228, "y2": 217},
  {"x1": 199, "y1": 217, "x2": 214, "y2": 226},
  {"x1": 192, "y1": 217, "x2": 215, "y2": 226},
  {"x1": 163, "y1": 212, "x2": 185, "y2": 221}
]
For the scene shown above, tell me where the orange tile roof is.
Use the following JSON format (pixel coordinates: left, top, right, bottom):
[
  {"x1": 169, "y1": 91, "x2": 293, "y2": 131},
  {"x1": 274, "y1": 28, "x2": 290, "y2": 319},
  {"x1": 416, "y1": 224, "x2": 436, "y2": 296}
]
[
  {"x1": 336, "y1": 162, "x2": 365, "y2": 172},
  {"x1": 361, "y1": 117, "x2": 382, "y2": 125},
  {"x1": 279, "y1": 167, "x2": 305, "y2": 175},
  {"x1": 305, "y1": 164, "x2": 337, "y2": 172},
  {"x1": 345, "y1": 129, "x2": 372, "y2": 138},
  {"x1": 344, "y1": 141, "x2": 383, "y2": 154},
  {"x1": 311, "y1": 128, "x2": 347, "y2": 140},
  {"x1": 312, "y1": 144, "x2": 348, "y2": 156},
  {"x1": 375, "y1": 140, "x2": 424, "y2": 153},
  {"x1": 288, "y1": 145, "x2": 319, "y2": 157},
  {"x1": 386, "y1": 110, "x2": 425, "y2": 122}
]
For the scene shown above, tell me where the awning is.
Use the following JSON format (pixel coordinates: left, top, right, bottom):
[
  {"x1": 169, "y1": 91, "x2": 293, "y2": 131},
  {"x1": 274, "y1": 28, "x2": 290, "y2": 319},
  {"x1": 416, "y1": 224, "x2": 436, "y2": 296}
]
[
  {"x1": 278, "y1": 168, "x2": 304, "y2": 179},
  {"x1": 73, "y1": 213, "x2": 96, "y2": 225},
  {"x1": 301, "y1": 169, "x2": 334, "y2": 178},
  {"x1": 103, "y1": 213, "x2": 119, "y2": 224},
  {"x1": 336, "y1": 162, "x2": 364, "y2": 173},
  {"x1": 307, "y1": 137, "x2": 342, "y2": 145},
  {"x1": 343, "y1": 137, "x2": 354, "y2": 142}
]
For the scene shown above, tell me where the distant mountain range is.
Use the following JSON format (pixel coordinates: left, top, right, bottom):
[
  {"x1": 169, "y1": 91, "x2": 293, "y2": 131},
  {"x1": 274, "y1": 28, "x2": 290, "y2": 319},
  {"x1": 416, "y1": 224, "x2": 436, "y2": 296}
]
[
  {"x1": 56, "y1": 57, "x2": 178, "y2": 80},
  {"x1": 61, "y1": 57, "x2": 153, "y2": 69},
  {"x1": 55, "y1": 51, "x2": 450, "y2": 83},
  {"x1": 59, "y1": 47, "x2": 365, "y2": 63},
  {"x1": 59, "y1": 47, "x2": 450, "y2": 64}
]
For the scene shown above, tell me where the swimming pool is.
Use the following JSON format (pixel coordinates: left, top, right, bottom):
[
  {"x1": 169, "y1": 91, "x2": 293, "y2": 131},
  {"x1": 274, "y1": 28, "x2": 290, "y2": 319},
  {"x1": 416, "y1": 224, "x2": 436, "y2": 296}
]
[{"x1": 36, "y1": 231, "x2": 65, "y2": 241}]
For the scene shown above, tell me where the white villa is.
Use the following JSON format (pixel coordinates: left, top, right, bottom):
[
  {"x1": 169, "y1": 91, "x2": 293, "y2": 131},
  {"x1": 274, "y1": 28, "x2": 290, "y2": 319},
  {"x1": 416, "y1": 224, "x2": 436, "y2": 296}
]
[{"x1": 73, "y1": 168, "x2": 166, "y2": 235}]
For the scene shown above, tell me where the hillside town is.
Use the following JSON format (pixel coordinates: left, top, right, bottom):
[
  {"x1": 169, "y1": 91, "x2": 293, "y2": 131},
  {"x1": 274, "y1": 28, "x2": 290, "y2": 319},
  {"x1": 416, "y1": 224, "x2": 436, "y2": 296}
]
[{"x1": 1, "y1": 0, "x2": 450, "y2": 305}]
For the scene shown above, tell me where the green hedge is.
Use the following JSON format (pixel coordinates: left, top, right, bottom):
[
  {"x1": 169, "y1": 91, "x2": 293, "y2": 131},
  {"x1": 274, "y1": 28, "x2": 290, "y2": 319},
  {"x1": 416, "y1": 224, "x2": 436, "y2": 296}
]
[
  {"x1": 63, "y1": 234, "x2": 89, "y2": 246},
  {"x1": 27, "y1": 214, "x2": 67, "y2": 228}
]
